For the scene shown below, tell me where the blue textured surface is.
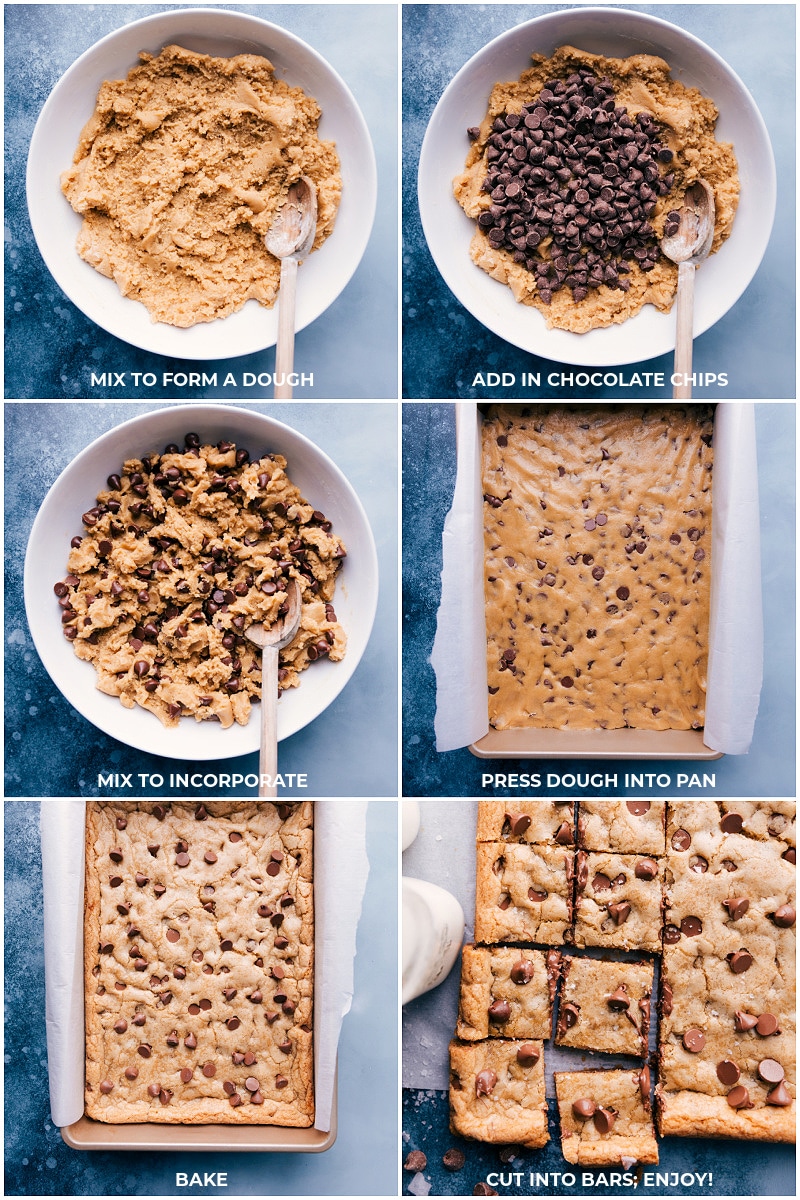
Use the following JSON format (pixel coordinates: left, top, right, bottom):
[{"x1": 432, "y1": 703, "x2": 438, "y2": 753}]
[
  {"x1": 4, "y1": 4, "x2": 398, "y2": 399},
  {"x1": 5, "y1": 402, "x2": 398, "y2": 798},
  {"x1": 401, "y1": 1088, "x2": 796, "y2": 1197},
  {"x1": 401, "y1": 402, "x2": 796, "y2": 797},
  {"x1": 402, "y1": 4, "x2": 796, "y2": 399},
  {"x1": 4, "y1": 799, "x2": 398, "y2": 1196}
]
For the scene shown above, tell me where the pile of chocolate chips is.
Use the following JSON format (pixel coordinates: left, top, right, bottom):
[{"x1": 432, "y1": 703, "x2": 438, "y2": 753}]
[{"x1": 470, "y1": 67, "x2": 676, "y2": 304}]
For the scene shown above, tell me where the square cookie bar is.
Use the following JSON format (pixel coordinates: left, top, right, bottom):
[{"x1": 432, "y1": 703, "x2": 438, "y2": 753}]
[
  {"x1": 578, "y1": 801, "x2": 666, "y2": 855},
  {"x1": 477, "y1": 801, "x2": 575, "y2": 847},
  {"x1": 556, "y1": 955, "x2": 653, "y2": 1057},
  {"x1": 556, "y1": 1068, "x2": 658, "y2": 1165},
  {"x1": 450, "y1": 1038, "x2": 548, "y2": 1148},
  {"x1": 573, "y1": 851, "x2": 662, "y2": 952},
  {"x1": 475, "y1": 843, "x2": 574, "y2": 945},
  {"x1": 667, "y1": 802, "x2": 796, "y2": 853},
  {"x1": 456, "y1": 945, "x2": 559, "y2": 1041}
]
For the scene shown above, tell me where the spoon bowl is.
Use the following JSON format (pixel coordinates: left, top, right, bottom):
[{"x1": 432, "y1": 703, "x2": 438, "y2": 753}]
[
  {"x1": 244, "y1": 578, "x2": 303, "y2": 797},
  {"x1": 265, "y1": 176, "x2": 318, "y2": 399},
  {"x1": 660, "y1": 179, "x2": 716, "y2": 398}
]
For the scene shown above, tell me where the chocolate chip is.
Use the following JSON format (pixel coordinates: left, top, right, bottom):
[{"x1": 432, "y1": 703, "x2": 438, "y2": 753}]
[
  {"x1": 528, "y1": 888, "x2": 548, "y2": 902},
  {"x1": 593, "y1": 1106, "x2": 616, "y2": 1134},
  {"x1": 176, "y1": 852, "x2": 190, "y2": 867},
  {"x1": 782, "y1": 847, "x2": 795, "y2": 865},
  {"x1": 443, "y1": 1148, "x2": 466, "y2": 1172},
  {"x1": 204, "y1": 851, "x2": 217, "y2": 865},
  {"x1": 516, "y1": 1043, "x2": 540, "y2": 1067},
  {"x1": 607, "y1": 901, "x2": 631, "y2": 925},
  {"x1": 635, "y1": 858, "x2": 658, "y2": 880},
  {"x1": 772, "y1": 905, "x2": 795, "y2": 927},
  {"x1": 505, "y1": 812, "x2": 531, "y2": 837},
  {"x1": 124, "y1": 1066, "x2": 139, "y2": 1080},
  {"x1": 689, "y1": 856, "x2": 708, "y2": 873},
  {"x1": 403, "y1": 1149, "x2": 428, "y2": 1174},
  {"x1": 607, "y1": 986, "x2": 630, "y2": 1011},
  {"x1": 680, "y1": 916, "x2": 702, "y2": 937},
  {"x1": 723, "y1": 897, "x2": 749, "y2": 920},
  {"x1": 554, "y1": 821, "x2": 573, "y2": 845},
  {"x1": 758, "y1": 1058, "x2": 785, "y2": 1085},
  {"x1": 473, "y1": 1185, "x2": 499, "y2": 1196},
  {"x1": 488, "y1": 1000, "x2": 511, "y2": 1023},
  {"x1": 639, "y1": 1065, "x2": 650, "y2": 1102},
  {"x1": 716, "y1": 1060, "x2": 740, "y2": 1086},
  {"x1": 726, "y1": 1085, "x2": 753, "y2": 1109},
  {"x1": 766, "y1": 1080, "x2": 792, "y2": 1106},
  {"x1": 671, "y1": 829, "x2": 691, "y2": 850},
  {"x1": 475, "y1": 1069, "x2": 497, "y2": 1096},
  {"x1": 511, "y1": 959, "x2": 535, "y2": 984},
  {"x1": 720, "y1": 812, "x2": 744, "y2": 834},
  {"x1": 626, "y1": 801, "x2": 650, "y2": 815},
  {"x1": 727, "y1": 950, "x2": 753, "y2": 974},
  {"x1": 733, "y1": 1011, "x2": 758, "y2": 1032},
  {"x1": 138, "y1": 1043, "x2": 152, "y2": 1058},
  {"x1": 682, "y1": 1028, "x2": 705, "y2": 1053},
  {"x1": 572, "y1": 1098, "x2": 596, "y2": 1119},
  {"x1": 113, "y1": 1018, "x2": 128, "y2": 1034},
  {"x1": 100, "y1": 1080, "x2": 114, "y2": 1094}
]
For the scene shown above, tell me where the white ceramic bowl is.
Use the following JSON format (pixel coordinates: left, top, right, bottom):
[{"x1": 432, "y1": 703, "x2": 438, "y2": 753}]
[
  {"x1": 418, "y1": 7, "x2": 775, "y2": 366},
  {"x1": 27, "y1": 8, "x2": 376, "y2": 360},
  {"x1": 25, "y1": 405, "x2": 379, "y2": 760}
]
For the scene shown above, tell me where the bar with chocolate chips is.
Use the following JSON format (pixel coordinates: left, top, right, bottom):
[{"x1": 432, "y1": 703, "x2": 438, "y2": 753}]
[
  {"x1": 449, "y1": 1038, "x2": 549, "y2": 1148},
  {"x1": 474, "y1": 842, "x2": 575, "y2": 946},
  {"x1": 555, "y1": 954, "x2": 653, "y2": 1058},
  {"x1": 573, "y1": 850, "x2": 663, "y2": 952},
  {"x1": 555, "y1": 1067, "x2": 658, "y2": 1165},
  {"x1": 476, "y1": 800, "x2": 576, "y2": 846},
  {"x1": 84, "y1": 801, "x2": 313, "y2": 1124},
  {"x1": 456, "y1": 945, "x2": 560, "y2": 1041}
]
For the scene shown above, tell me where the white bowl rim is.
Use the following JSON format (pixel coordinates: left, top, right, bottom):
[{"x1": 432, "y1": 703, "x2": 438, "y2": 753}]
[
  {"x1": 418, "y1": 5, "x2": 776, "y2": 367},
  {"x1": 26, "y1": 7, "x2": 377, "y2": 360},
  {"x1": 24, "y1": 403, "x2": 379, "y2": 760}
]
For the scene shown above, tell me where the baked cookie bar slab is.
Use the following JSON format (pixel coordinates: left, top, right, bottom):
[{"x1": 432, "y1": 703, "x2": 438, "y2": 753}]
[
  {"x1": 456, "y1": 945, "x2": 560, "y2": 1041},
  {"x1": 449, "y1": 1038, "x2": 548, "y2": 1148},
  {"x1": 667, "y1": 801, "x2": 796, "y2": 852},
  {"x1": 85, "y1": 801, "x2": 314, "y2": 1125},
  {"x1": 555, "y1": 1067, "x2": 658, "y2": 1165}
]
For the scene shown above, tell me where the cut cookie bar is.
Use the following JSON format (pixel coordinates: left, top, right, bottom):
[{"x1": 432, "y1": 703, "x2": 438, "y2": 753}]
[
  {"x1": 667, "y1": 801, "x2": 796, "y2": 852},
  {"x1": 556, "y1": 955, "x2": 653, "y2": 1057},
  {"x1": 555, "y1": 1067, "x2": 658, "y2": 1165},
  {"x1": 450, "y1": 1038, "x2": 549, "y2": 1148},
  {"x1": 456, "y1": 945, "x2": 560, "y2": 1041},
  {"x1": 477, "y1": 801, "x2": 575, "y2": 847},
  {"x1": 578, "y1": 801, "x2": 666, "y2": 855},
  {"x1": 475, "y1": 843, "x2": 574, "y2": 945},
  {"x1": 573, "y1": 851, "x2": 663, "y2": 953}
]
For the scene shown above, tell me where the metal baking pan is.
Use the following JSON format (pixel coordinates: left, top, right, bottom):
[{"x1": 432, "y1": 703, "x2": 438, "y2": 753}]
[
  {"x1": 59, "y1": 1078, "x2": 337, "y2": 1152},
  {"x1": 470, "y1": 728, "x2": 722, "y2": 759}
]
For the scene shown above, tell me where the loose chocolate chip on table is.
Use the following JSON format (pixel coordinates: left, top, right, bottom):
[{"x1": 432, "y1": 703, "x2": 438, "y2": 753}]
[
  {"x1": 757, "y1": 1059, "x2": 785, "y2": 1085},
  {"x1": 516, "y1": 1043, "x2": 540, "y2": 1067},
  {"x1": 403, "y1": 1151, "x2": 427, "y2": 1172},
  {"x1": 682, "y1": 1027, "x2": 706, "y2": 1053},
  {"x1": 473, "y1": 1185, "x2": 499, "y2": 1196},
  {"x1": 766, "y1": 1081, "x2": 792, "y2": 1106},
  {"x1": 726, "y1": 1086, "x2": 753, "y2": 1110},
  {"x1": 572, "y1": 1098, "x2": 596, "y2": 1119},
  {"x1": 716, "y1": 1060, "x2": 740, "y2": 1086},
  {"x1": 443, "y1": 1148, "x2": 466, "y2": 1172},
  {"x1": 475, "y1": 1069, "x2": 498, "y2": 1096}
]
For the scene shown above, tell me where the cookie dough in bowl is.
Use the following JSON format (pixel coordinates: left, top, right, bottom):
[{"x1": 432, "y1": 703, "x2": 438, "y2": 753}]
[
  {"x1": 24, "y1": 405, "x2": 379, "y2": 761},
  {"x1": 418, "y1": 6, "x2": 775, "y2": 367},
  {"x1": 61, "y1": 44, "x2": 342, "y2": 328},
  {"x1": 26, "y1": 8, "x2": 376, "y2": 359}
]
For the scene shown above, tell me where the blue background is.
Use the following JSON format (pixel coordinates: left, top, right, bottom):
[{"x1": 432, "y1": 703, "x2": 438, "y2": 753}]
[
  {"x1": 401, "y1": 402, "x2": 796, "y2": 797},
  {"x1": 402, "y1": 4, "x2": 796, "y2": 399},
  {"x1": 5, "y1": 402, "x2": 398, "y2": 798},
  {"x1": 4, "y1": 4, "x2": 398, "y2": 400},
  {"x1": 4, "y1": 799, "x2": 398, "y2": 1196}
]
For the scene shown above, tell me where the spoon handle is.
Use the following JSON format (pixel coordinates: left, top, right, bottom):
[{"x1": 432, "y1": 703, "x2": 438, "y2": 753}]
[
  {"x1": 672, "y1": 260, "x2": 696, "y2": 400},
  {"x1": 274, "y1": 255, "x2": 299, "y2": 400},
  {"x1": 259, "y1": 645, "x2": 280, "y2": 798}
]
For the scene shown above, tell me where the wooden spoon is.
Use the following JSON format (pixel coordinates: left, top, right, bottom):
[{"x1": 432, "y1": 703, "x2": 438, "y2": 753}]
[
  {"x1": 244, "y1": 579, "x2": 303, "y2": 798},
  {"x1": 660, "y1": 179, "x2": 715, "y2": 400},
  {"x1": 264, "y1": 176, "x2": 318, "y2": 400}
]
